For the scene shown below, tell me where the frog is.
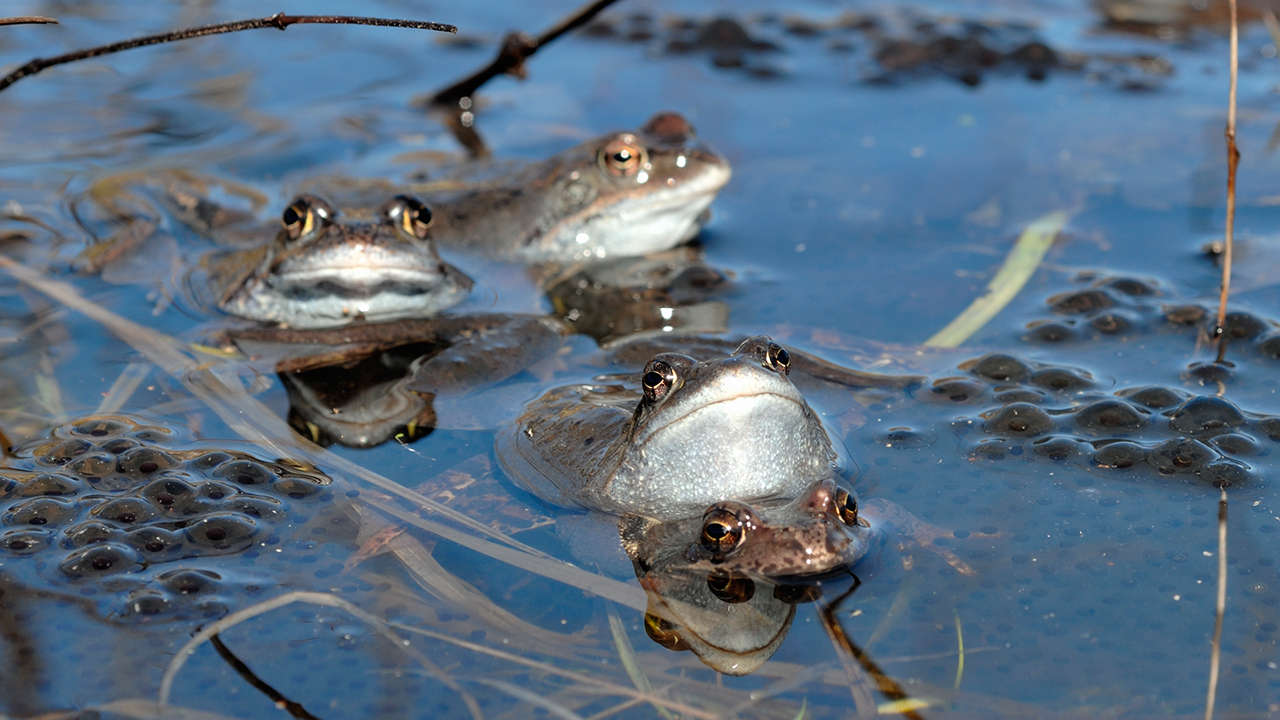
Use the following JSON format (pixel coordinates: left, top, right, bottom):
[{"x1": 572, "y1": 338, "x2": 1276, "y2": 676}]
[
  {"x1": 620, "y1": 477, "x2": 870, "y2": 578},
  {"x1": 201, "y1": 194, "x2": 474, "y2": 329},
  {"x1": 426, "y1": 111, "x2": 732, "y2": 263},
  {"x1": 497, "y1": 336, "x2": 845, "y2": 521}
]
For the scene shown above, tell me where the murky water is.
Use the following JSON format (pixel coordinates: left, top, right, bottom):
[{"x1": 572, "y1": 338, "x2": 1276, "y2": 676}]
[{"x1": 2, "y1": 0, "x2": 1280, "y2": 717}]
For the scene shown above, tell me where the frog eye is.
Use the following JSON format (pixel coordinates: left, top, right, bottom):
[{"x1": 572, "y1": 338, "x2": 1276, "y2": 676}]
[
  {"x1": 382, "y1": 195, "x2": 434, "y2": 239},
  {"x1": 644, "y1": 613, "x2": 689, "y2": 651},
  {"x1": 707, "y1": 570, "x2": 755, "y2": 604},
  {"x1": 280, "y1": 196, "x2": 335, "y2": 241},
  {"x1": 700, "y1": 508, "x2": 745, "y2": 556},
  {"x1": 766, "y1": 342, "x2": 791, "y2": 375},
  {"x1": 598, "y1": 135, "x2": 649, "y2": 176},
  {"x1": 641, "y1": 360, "x2": 677, "y2": 402},
  {"x1": 835, "y1": 488, "x2": 859, "y2": 526}
]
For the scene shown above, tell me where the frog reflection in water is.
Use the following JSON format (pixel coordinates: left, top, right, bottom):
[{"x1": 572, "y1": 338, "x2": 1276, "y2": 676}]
[
  {"x1": 430, "y1": 112, "x2": 732, "y2": 263},
  {"x1": 205, "y1": 194, "x2": 472, "y2": 329}
]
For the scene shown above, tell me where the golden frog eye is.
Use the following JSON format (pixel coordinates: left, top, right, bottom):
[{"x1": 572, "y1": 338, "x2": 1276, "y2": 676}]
[
  {"x1": 700, "y1": 508, "x2": 745, "y2": 556},
  {"x1": 598, "y1": 134, "x2": 648, "y2": 176},
  {"x1": 707, "y1": 570, "x2": 755, "y2": 604},
  {"x1": 835, "y1": 488, "x2": 859, "y2": 526},
  {"x1": 767, "y1": 342, "x2": 791, "y2": 375},
  {"x1": 641, "y1": 360, "x2": 677, "y2": 402},
  {"x1": 383, "y1": 194, "x2": 434, "y2": 239},
  {"x1": 643, "y1": 613, "x2": 688, "y2": 651},
  {"x1": 280, "y1": 195, "x2": 334, "y2": 241}
]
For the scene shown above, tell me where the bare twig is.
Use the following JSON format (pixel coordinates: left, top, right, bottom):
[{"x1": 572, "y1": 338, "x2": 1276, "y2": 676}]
[
  {"x1": 427, "y1": 0, "x2": 621, "y2": 107},
  {"x1": 1215, "y1": 0, "x2": 1240, "y2": 362},
  {"x1": 160, "y1": 592, "x2": 482, "y2": 720},
  {"x1": 1204, "y1": 487, "x2": 1229, "y2": 720},
  {"x1": 210, "y1": 634, "x2": 323, "y2": 720},
  {"x1": 0, "y1": 16, "x2": 58, "y2": 26},
  {"x1": 0, "y1": 13, "x2": 456, "y2": 94}
]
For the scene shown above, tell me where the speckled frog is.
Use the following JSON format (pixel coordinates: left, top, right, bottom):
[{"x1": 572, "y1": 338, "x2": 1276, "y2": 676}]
[{"x1": 429, "y1": 112, "x2": 732, "y2": 263}]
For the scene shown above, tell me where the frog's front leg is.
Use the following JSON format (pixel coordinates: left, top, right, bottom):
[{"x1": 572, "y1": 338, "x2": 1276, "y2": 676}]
[
  {"x1": 406, "y1": 315, "x2": 568, "y2": 395},
  {"x1": 861, "y1": 498, "x2": 979, "y2": 576}
]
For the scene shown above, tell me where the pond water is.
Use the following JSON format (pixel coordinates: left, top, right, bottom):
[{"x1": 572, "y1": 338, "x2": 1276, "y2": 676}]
[{"x1": 2, "y1": 0, "x2": 1280, "y2": 718}]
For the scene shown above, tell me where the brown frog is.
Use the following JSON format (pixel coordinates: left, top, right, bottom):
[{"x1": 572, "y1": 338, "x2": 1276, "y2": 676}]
[
  {"x1": 428, "y1": 112, "x2": 732, "y2": 263},
  {"x1": 205, "y1": 194, "x2": 473, "y2": 329}
]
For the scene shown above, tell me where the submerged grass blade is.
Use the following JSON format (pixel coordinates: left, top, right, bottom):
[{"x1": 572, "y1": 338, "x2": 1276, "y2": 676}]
[
  {"x1": 87, "y1": 699, "x2": 250, "y2": 720},
  {"x1": 1205, "y1": 487, "x2": 1229, "y2": 720},
  {"x1": 925, "y1": 210, "x2": 1069, "y2": 348},
  {"x1": 96, "y1": 361, "x2": 151, "y2": 414},
  {"x1": 607, "y1": 607, "x2": 676, "y2": 720},
  {"x1": 364, "y1": 497, "x2": 646, "y2": 611},
  {"x1": 389, "y1": 622, "x2": 723, "y2": 719},
  {"x1": 475, "y1": 679, "x2": 585, "y2": 720},
  {"x1": 953, "y1": 609, "x2": 965, "y2": 690}
]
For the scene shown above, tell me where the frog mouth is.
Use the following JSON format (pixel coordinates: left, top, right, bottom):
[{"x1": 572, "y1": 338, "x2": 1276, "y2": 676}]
[
  {"x1": 273, "y1": 267, "x2": 453, "y2": 296},
  {"x1": 635, "y1": 388, "x2": 814, "y2": 449}
]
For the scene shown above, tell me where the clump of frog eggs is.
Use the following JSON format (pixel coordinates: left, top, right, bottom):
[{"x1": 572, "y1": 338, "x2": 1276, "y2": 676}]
[
  {"x1": 0, "y1": 416, "x2": 330, "y2": 622},
  {"x1": 919, "y1": 353, "x2": 1274, "y2": 491}
]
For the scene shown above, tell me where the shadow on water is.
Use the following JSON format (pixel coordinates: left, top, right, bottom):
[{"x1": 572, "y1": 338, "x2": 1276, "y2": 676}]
[{"x1": 2, "y1": 0, "x2": 1280, "y2": 717}]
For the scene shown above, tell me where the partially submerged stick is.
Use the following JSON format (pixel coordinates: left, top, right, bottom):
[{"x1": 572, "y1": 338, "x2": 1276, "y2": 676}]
[
  {"x1": 1206, "y1": 8, "x2": 1238, "y2": 718},
  {"x1": 0, "y1": 13, "x2": 456, "y2": 94},
  {"x1": 1214, "y1": 0, "x2": 1241, "y2": 363},
  {"x1": 209, "y1": 635, "x2": 322, "y2": 720}
]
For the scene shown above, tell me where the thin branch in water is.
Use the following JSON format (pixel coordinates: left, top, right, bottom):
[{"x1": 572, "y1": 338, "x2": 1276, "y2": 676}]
[
  {"x1": 159, "y1": 591, "x2": 483, "y2": 720},
  {"x1": 0, "y1": 16, "x2": 58, "y2": 26},
  {"x1": 0, "y1": 13, "x2": 456, "y2": 94},
  {"x1": 1215, "y1": 0, "x2": 1240, "y2": 363},
  {"x1": 210, "y1": 634, "x2": 324, "y2": 720},
  {"x1": 1204, "y1": 487, "x2": 1229, "y2": 720},
  {"x1": 427, "y1": 0, "x2": 621, "y2": 107}
]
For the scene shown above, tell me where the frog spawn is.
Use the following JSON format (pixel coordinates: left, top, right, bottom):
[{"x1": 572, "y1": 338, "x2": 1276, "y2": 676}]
[
  {"x1": 1024, "y1": 273, "x2": 1280, "y2": 350},
  {"x1": 940, "y1": 353, "x2": 1273, "y2": 491},
  {"x1": 0, "y1": 416, "x2": 331, "y2": 622}
]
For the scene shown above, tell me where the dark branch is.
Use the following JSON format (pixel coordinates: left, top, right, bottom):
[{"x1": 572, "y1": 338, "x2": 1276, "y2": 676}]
[
  {"x1": 211, "y1": 634, "x2": 324, "y2": 720},
  {"x1": 427, "y1": 0, "x2": 621, "y2": 107},
  {"x1": 0, "y1": 13, "x2": 456, "y2": 94},
  {"x1": 0, "y1": 16, "x2": 58, "y2": 26}
]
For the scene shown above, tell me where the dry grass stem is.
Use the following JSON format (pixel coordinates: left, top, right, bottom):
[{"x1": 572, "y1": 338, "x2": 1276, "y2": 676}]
[{"x1": 1215, "y1": 0, "x2": 1240, "y2": 362}]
